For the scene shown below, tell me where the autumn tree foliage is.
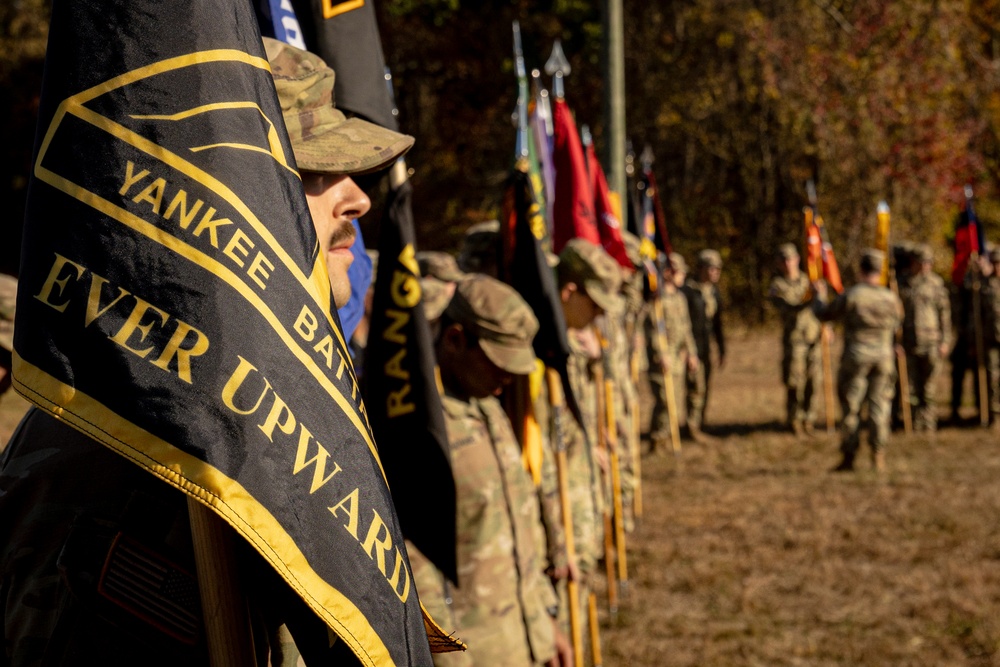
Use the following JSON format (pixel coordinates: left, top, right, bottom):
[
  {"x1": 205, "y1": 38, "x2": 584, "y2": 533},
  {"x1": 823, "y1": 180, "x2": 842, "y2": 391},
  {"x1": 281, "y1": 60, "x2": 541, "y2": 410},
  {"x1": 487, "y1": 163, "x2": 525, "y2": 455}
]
[{"x1": 2, "y1": 1, "x2": 1000, "y2": 317}]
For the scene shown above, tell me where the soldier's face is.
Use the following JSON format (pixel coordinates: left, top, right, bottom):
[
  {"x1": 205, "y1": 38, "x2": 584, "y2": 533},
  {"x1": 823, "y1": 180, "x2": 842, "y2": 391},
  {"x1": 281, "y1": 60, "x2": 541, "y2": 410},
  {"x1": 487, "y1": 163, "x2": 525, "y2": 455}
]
[
  {"x1": 782, "y1": 256, "x2": 800, "y2": 278},
  {"x1": 302, "y1": 172, "x2": 371, "y2": 308},
  {"x1": 440, "y1": 325, "x2": 512, "y2": 398},
  {"x1": 561, "y1": 283, "x2": 602, "y2": 329}
]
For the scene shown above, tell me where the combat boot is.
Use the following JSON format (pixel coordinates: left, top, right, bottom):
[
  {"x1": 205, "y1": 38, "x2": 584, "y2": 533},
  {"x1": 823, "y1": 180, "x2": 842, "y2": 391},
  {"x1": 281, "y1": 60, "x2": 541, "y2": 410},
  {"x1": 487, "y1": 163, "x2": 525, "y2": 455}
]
[
  {"x1": 830, "y1": 452, "x2": 855, "y2": 472},
  {"x1": 791, "y1": 420, "x2": 805, "y2": 438},
  {"x1": 686, "y1": 423, "x2": 708, "y2": 444},
  {"x1": 802, "y1": 421, "x2": 816, "y2": 438}
]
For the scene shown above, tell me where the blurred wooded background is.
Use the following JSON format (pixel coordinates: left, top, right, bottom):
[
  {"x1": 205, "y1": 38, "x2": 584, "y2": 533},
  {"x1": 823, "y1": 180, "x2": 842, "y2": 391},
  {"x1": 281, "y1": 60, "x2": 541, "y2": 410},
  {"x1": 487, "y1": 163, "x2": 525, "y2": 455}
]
[{"x1": 4, "y1": 0, "x2": 1000, "y2": 318}]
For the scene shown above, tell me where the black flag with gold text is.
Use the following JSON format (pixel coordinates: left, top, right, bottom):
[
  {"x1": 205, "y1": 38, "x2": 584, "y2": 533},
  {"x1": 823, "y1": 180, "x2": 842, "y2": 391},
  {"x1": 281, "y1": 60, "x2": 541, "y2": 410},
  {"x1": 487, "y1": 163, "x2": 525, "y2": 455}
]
[
  {"x1": 363, "y1": 178, "x2": 456, "y2": 584},
  {"x1": 13, "y1": 1, "x2": 433, "y2": 664}
]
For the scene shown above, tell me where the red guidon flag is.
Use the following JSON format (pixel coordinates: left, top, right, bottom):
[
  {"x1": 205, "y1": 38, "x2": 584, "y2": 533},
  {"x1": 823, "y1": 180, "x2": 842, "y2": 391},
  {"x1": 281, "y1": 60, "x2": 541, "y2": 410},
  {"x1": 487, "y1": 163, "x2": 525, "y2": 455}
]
[
  {"x1": 584, "y1": 141, "x2": 632, "y2": 271},
  {"x1": 551, "y1": 98, "x2": 599, "y2": 253}
]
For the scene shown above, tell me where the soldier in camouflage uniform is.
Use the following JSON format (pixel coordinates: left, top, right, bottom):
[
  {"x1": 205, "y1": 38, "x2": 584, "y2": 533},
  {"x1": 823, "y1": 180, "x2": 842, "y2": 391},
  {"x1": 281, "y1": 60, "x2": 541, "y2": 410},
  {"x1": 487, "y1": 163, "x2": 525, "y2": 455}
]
[
  {"x1": 554, "y1": 240, "x2": 621, "y2": 629},
  {"x1": 0, "y1": 40, "x2": 418, "y2": 666},
  {"x1": 899, "y1": 244, "x2": 952, "y2": 431},
  {"x1": 768, "y1": 243, "x2": 822, "y2": 436},
  {"x1": 647, "y1": 253, "x2": 698, "y2": 447},
  {"x1": 986, "y1": 248, "x2": 1000, "y2": 429},
  {"x1": 813, "y1": 249, "x2": 903, "y2": 472},
  {"x1": 682, "y1": 249, "x2": 726, "y2": 439},
  {"x1": 0, "y1": 273, "x2": 15, "y2": 399},
  {"x1": 409, "y1": 275, "x2": 567, "y2": 667}
]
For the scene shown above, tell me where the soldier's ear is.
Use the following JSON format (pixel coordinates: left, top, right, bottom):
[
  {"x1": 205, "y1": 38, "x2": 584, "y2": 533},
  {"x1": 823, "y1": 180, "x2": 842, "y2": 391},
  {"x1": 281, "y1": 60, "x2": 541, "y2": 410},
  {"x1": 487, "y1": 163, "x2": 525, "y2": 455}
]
[
  {"x1": 559, "y1": 282, "x2": 578, "y2": 303},
  {"x1": 441, "y1": 323, "x2": 467, "y2": 354}
]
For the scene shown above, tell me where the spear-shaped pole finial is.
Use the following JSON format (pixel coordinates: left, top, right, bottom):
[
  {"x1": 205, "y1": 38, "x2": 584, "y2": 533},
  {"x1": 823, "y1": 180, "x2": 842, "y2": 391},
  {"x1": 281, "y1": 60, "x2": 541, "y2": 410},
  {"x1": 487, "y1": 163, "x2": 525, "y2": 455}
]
[
  {"x1": 877, "y1": 200, "x2": 890, "y2": 216},
  {"x1": 531, "y1": 67, "x2": 554, "y2": 137},
  {"x1": 581, "y1": 124, "x2": 592, "y2": 147},
  {"x1": 544, "y1": 39, "x2": 571, "y2": 100},
  {"x1": 625, "y1": 139, "x2": 635, "y2": 178}
]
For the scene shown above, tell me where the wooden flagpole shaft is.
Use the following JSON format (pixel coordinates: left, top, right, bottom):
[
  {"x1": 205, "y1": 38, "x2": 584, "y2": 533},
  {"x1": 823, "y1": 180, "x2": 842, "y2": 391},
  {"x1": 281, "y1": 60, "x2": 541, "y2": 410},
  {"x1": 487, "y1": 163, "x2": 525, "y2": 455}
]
[
  {"x1": 588, "y1": 592, "x2": 604, "y2": 667},
  {"x1": 546, "y1": 369, "x2": 585, "y2": 667},
  {"x1": 821, "y1": 324, "x2": 836, "y2": 434},
  {"x1": 188, "y1": 498, "x2": 257, "y2": 667},
  {"x1": 888, "y1": 273, "x2": 912, "y2": 435},
  {"x1": 592, "y1": 360, "x2": 618, "y2": 616},
  {"x1": 629, "y1": 349, "x2": 643, "y2": 519},
  {"x1": 604, "y1": 379, "x2": 628, "y2": 595}
]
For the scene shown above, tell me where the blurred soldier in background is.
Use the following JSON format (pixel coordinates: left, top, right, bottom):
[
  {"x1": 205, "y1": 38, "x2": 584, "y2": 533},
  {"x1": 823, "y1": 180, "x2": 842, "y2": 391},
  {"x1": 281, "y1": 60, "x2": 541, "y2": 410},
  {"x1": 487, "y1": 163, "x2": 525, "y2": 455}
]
[
  {"x1": 768, "y1": 243, "x2": 822, "y2": 437},
  {"x1": 813, "y1": 249, "x2": 903, "y2": 472},
  {"x1": 647, "y1": 253, "x2": 698, "y2": 447},
  {"x1": 899, "y1": 244, "x2": 952, "y2": 432},
  {"x1": 554, "y1": 239, "x2": 621, "y2": 628},
  {"x1": 682, "y1": 249, "x2": 726, "y2": 439}
]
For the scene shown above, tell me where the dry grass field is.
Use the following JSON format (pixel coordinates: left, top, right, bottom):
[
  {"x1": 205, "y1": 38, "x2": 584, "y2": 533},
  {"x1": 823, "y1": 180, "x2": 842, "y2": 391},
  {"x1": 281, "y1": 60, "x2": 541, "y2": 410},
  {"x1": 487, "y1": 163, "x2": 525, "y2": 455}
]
[
  {"x1": 604, "y1": 327, "x2": 1000, "y2": 667},
  {"x1": 2, "y1": 327, "x2": 998, "y2": 666}
]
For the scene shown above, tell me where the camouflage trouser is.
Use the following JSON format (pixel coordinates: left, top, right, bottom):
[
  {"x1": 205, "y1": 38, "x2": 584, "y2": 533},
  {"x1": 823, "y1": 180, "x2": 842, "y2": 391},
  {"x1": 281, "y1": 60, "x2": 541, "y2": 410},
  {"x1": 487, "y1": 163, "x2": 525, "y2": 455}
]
[
  {"x1": 837, "y1": 355, "x2": 896, "y2": 456},
  {"x1": 685, "y1": 356, "x2": 711, "y2": 430},
  {"x1": 783, "y1": 339, "x2": 821, "y2": 425},
  {"x1": 905, "y1": 349, "x2": 942, "y2": 431},
  {"x1": 649, "y1": 361, "x2": 686, "y2": 443}
]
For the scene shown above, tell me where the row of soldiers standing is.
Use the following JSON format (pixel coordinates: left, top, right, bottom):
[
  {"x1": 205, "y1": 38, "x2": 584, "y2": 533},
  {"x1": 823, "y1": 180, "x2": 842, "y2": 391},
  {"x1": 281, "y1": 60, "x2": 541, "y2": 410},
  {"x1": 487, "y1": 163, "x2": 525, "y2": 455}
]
[
  {"x1": 348, "y1": 218, "x2": 727, "y2": 664},
  {"x1": 768, "y1": 240, "x2": 1000, "y2": 473}
]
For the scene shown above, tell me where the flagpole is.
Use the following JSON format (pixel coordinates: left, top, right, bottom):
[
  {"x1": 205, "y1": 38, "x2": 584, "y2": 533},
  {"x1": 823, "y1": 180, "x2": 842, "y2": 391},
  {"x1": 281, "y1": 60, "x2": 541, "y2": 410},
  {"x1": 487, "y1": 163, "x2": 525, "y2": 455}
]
[
  {"x1": 592, "y1": 345, "x2": 618, "y2": 618},
  {"x1": 603, "y1": 377, "x2": 629, "y2": 599},
  {"x1": 188, "y1": 499, "x2": 257, "y2": 667},
  {"x1": 601, "y1": 0, "x2": 626, "y2": 206},
  {"x1": 641, "y1": 147, "x2": 682, "y2": 457},
  {"x1": 546, "y1": 368, "x2": 586, "y2": 667},
  {"x1": 876, "y1": 201, "x2": 912, "y2": 435},
  {"x1": 806, "y1": 182, "x2": 838, "y2": 434},
  {"x1": 964, "y1": 186, "x2": 990, "y2": 427}
]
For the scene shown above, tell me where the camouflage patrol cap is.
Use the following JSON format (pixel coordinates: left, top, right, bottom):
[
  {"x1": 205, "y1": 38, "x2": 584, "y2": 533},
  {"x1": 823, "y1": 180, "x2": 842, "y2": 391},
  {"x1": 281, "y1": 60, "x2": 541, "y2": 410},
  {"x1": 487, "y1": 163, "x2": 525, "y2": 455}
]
[
  {"x1": 445, "y1": 275, "x2": 539, "y2": 375},
  {"x1": 859, "y1": 248, "x2": 885, "y2": 274},
  {"x1": 417, "y1": 251, "x2": 464, "y2": 283},
  {"x1": 697, "y1": 249, "x2": 723, "y2": 268},
  {"x1": 558, "y1": 239, "x2": 623, "y2": 313},
  {"x1": 263, "y1": 38, "x2": 414, "y2": 175},
  {"x1": 0, "y1": 274, "x2": 15, "y2": 352},
  {"x1": 777, "y1": 243, "x2": 799, "y2": 260},
  {"x1": 457, "y1": 220, "x2": 500, "y2": 274},
  {"x1": 914, "y1": 243, "x2": 933, "y2": 263},
  {"x1": 668, "y1": 252, "x2": 688, "y2": 274},
  {"x1": 421, "y1": 276, "x2": 455, "y2": 322},
  {"x1": 621, "y1": 231, "x2": 644, "y2": 269}
]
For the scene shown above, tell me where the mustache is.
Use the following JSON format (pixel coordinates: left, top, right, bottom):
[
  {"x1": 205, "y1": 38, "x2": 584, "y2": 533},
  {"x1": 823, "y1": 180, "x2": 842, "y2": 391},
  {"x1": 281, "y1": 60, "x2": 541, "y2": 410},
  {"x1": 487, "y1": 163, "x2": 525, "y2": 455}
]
[{"x1": 328, "y1": 222, "x2": 356, "y2": 249}]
